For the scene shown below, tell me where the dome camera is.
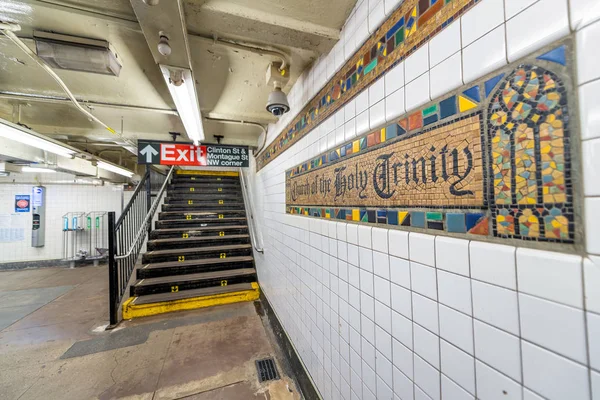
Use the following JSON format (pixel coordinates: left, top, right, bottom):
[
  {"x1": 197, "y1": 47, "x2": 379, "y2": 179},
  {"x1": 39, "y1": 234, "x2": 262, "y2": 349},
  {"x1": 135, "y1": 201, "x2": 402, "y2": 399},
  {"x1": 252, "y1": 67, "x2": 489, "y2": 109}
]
[{"x1": 266, "y1": 86, "x2": 290, "y2": 117}]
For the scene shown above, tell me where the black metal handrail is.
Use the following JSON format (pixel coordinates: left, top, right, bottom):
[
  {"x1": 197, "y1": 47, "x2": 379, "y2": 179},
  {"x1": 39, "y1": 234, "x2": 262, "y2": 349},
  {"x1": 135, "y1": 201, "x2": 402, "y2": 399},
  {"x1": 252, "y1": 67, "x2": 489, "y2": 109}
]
[{"x1": 107, "y1": 166, "x2": 173, "y2": 327}]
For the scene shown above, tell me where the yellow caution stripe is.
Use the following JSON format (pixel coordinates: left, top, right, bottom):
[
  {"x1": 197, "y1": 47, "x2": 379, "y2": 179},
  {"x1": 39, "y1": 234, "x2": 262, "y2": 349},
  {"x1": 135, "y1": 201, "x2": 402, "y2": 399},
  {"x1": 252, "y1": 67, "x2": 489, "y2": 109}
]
[
  {"x1": 122, "y1": 282, "x2": 259, "y2": 319},
  {"x1": 176, "y1": 170, "x2": 239, "y2": 177}
]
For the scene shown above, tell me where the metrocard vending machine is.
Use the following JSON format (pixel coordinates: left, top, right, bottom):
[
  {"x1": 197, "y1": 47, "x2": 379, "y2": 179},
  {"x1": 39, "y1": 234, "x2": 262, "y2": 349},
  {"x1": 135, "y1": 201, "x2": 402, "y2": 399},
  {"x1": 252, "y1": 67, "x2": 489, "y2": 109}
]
[{"x1": 32, "y1": 186, "x2": 45, "y2": 247}]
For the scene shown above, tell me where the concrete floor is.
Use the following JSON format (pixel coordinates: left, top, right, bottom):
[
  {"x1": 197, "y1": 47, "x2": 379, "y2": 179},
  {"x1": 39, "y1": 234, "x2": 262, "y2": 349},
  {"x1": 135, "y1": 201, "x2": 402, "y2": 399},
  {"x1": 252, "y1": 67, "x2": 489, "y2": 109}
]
[{"x1": 0, "y1": 266, "x2": 301, "y2": 400}]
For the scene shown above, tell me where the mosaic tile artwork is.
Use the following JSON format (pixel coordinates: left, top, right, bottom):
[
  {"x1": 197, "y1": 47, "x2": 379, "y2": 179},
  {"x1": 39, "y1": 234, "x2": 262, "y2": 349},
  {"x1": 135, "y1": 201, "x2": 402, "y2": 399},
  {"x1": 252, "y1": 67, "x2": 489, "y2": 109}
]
[
  {"x1": 285, "y1": 41, "x2": 577, "y2": 246},
  {"x1": 256, "y1": 0, "x2": 481, "y2": 171}
]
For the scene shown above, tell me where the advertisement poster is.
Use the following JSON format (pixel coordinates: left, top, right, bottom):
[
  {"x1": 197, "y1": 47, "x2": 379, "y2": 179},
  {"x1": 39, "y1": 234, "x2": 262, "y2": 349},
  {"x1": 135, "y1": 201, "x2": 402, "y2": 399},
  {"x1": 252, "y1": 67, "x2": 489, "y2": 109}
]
[{"x1": 15, "y1": 195, "x2": 30, "y2": 213}]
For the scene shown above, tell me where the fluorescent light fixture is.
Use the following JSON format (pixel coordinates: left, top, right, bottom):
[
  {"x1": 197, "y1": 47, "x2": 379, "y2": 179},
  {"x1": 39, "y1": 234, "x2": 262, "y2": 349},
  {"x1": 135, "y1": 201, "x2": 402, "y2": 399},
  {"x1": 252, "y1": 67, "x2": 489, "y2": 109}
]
[
  {"x1": 34, "y1": 31, "x2": 122, "y2": 76},
  {"x1": 22, "y1": 166, "x2": 56, "y2": 173},
  {"x1": 0, "y1": 118, "x2": 76, "y2": 158},
  {"x1": 159, "y1": 65, "x2": 204, "y2": 145},
  {"x1": 96, "y1": 161, "x2": 134, "y2": 178}
]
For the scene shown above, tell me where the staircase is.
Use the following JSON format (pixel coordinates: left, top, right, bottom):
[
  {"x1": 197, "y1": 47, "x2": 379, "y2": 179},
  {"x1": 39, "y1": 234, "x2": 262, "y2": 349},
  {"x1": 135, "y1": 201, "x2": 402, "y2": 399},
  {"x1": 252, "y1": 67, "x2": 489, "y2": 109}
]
[{"x1": 122, "y1": 170, "x2": 259, "y2": 319}]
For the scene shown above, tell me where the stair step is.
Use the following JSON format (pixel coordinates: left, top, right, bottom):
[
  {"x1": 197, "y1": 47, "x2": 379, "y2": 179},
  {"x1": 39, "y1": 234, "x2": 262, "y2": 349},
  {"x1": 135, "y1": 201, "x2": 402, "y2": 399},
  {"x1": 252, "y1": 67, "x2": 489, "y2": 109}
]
[
  {"x1": 147, "y1": 234, "x2": 251, "y2": 250},
  {"x1": 162, "y1": 204, "x2": 245, "y2": 212},
  {"x1": 171, "y1": 175, "x2": 239, "y2": 181},
  {"x1": 155, "y1": 217, "x2": 247, "y2": 229},
  {"x1": 158, "y1": 210, "x2": 246, "y2": 219},
  {"x1": 168, "y1": 183, "x2": 240, "y2": 190},
  {"x1": 142, "y1": 243, "x2": 252, "y2": 263},
  {"x1": 150, "y1": 225, "x2": 248, "y2": 239},
  {"x1": 164, "y1": 199, "x2": 244, "y2": 205},
  {"x1": 128, "y1": 282, "x2": 256, "y2": 305},
  {"x1": 130, "y1": 268, "x2": 257, "y2": 296},
  {"x1": 165, "y1": 194, "x2": 242, "y2": 201},
  {"x1": 138, "y1": 255, "x2": 255, "y2": 278}
]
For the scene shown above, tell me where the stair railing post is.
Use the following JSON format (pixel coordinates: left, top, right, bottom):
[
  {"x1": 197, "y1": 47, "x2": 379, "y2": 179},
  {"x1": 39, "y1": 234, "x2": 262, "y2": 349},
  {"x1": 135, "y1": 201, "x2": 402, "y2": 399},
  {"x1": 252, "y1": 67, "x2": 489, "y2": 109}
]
[
  {"x1": 145, "y1": 166, "x2": 152, "y2": 235},
  {"x1": 107, "y1": 211, "x2": 119, "y2": 327}
]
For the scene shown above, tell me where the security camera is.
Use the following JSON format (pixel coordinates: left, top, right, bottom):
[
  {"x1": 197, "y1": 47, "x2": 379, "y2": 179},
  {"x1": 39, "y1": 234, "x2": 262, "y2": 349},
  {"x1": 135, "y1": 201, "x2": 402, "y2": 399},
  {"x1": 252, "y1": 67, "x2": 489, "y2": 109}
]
[{"x1": 266, "y1": 86, "x2": 290, "y2": 117}]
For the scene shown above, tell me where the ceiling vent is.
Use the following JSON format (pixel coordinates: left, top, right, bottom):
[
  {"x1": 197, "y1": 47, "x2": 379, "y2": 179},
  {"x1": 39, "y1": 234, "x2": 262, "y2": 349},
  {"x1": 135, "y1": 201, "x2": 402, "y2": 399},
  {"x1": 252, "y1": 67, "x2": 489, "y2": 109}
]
[{"x1": 33, "y1": 31, "x2": 122, "y2": 76}]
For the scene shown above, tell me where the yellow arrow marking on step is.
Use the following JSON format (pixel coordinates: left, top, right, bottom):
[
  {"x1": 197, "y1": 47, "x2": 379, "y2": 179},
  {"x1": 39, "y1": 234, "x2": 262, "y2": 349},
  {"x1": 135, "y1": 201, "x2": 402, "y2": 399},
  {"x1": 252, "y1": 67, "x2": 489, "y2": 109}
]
[
  {"x1": 190, "y1": 187, "x2": 195, "y2": 192},
  {"x1": 188, "y1": 200, "x2": 193, "y2": 205},
  {"x1": 220, "y1": 280, "x2": 228, "y2": 286},
  {"x1": 219, "y1": 200, "x2": 224, "y2": 204},
  {"x1": 219, "y1": 232, "x2": 225, "y2": 237},
  {"x1": 218, "y1": 214, "x2": 224, "y2": 219},
  {"x1": 182, "y1": 233, "x2": 189, "y2": 239},
  {"x1": 186, "y1": 215, "x2": 192, "y2": 220},
  {"x1": 218, "y1": 188, "x2": 223, "y2": 192},
  {"x1": 220, "y1": 253, "x2": 226, "y2": 259},
  {"x1": 178, "y1": 256, "x2": 185, "y2": 262},
  {"x1": 171, "y1": 286, "x2": 179, "y2": 292}
]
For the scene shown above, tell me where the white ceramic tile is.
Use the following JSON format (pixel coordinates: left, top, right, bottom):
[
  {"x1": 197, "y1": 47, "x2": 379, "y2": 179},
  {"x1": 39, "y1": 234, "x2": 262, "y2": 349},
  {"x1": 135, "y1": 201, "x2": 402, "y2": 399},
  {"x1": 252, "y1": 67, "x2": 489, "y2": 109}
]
[
  {"x1": 405, "y1": 73, "x2": 431, "y2": 113},
  {"x1": 368, "y1": 0, "x2": 386, "y2": 33},
  {"x1": 470, "y1": 242, "x2": 516, "y2": 290},
  {"x1": 391, "y1": 310, "x2": 413, "y2": 349},
  {"x1": 414, "y1": 323, "x2": 440, "y2": 369},
  {"x1": 439, "y1": 304, "x2": 474, "y2": 355},
  {"x1": 405, "y1": 44, "x2": 429, "y2": 83},
  {"x1": 461, "y1": 0, "x2": 504, "y2": 46},
  {"x1": 377, "y1": 375, "x2": 394, "y2": 399},
  {"x1": 376, "y1": 300, "x2": 393, "y2": 334},
  {"x1": 394, "y1": 366, "x2": 415, "y2": 400},
  {"x1": 577, "y1": 20, "x2": 600, "y2": 84},
  {"x1": 356, "y1": 90, "x2": 370, "y2": 114},
  {"x1": 475, "y1": 361, "x2": 523, "y2": 400},
  {"x1": 472, "y1": 281, "x2": 519, "y2": 335},
  {"x1": 504, "y1": 0, "x2": 538, "y2": 19},
  {"x1": 435, "y1": 237, "x2": 470, "y2": 276},
  {"x1": 363, "y1": 310, "x2": 376, "y2": 341},
  {"x1": 344, "y1": 119, "x2": 356, "y2": 141},
  {"x1": 589, "y1": 312, "x2": 600, "y2": 370},
  {"x1": 374, "y1": 251, "x2": 391, "y2": 280},
  {"x1": 369, "y1": 77, "x2": 386, "y2": 106},
  {"x1": 570, "y1": 0, "x2": 600, "y2": 30},
  {"x1": 579, "y1": 80, "x2": 600, "y2": 141},
  {"x1": 335, "y1": 126, "x2": 345, "y2": 145},
  {"x1": 339, "y1": 241, "x2": 348, "y2": 262},
  {"x1": 474, "y1": 320, "x2": 522, "y2": 382},
  {"x1": 592, "y1": 371, "x2": 600, "y2": 400},
  {"x1": 437, "y1": 270, "x2": 473, "y2": 315},
  {"x1": 462, "y1": 24, "x2": 507, "y2": 85},
  {"x1": 358, "y1": 225, "x2": 373, "y2": 248},
  {"x1": 430, "y1": 20, "x2": 461, "y2": 67},
  {"x1": 385, "y1": 61, "x2": 405, "y2": 96},
  {"x1": 587, "y1": 198, "x2": 600, "y2": 255},
  {"x1": 360, "y1": 247, "x2": 374, "y2": 272},
  {"x1": 348, "y1": 245, "x2": 360, "y2": 268},
  {"x1": 414, "y1": 354, "x2": 441, "y2": 400},
  {"x1": 385, "y1": 87, "x2": 406, "y2": 122},
  {"x1": 523, "y1": 388, "x2": 545, "y2": 400},
  {"x1": 388, "y1": 230, "x2": 409, "y2": 259},
  {"x1": 363, "y1": 360, "x2": 378, "y2": 394},
  {"x1": 441, "y1": 374, "x2": 475, "y2": 400},
  {"x1": 409, "y1": 233, "x2": 435, "y2": 266},
  {"x1": 384, "y1": 0, "x2": 402, "y2": 16},
  {"x1": 411, "y1": 262, "x2": 438, "y2": 300},
  {"x1": 415, "y1": 385, "x2": 433, "y2": 400},
  {"x1": 412, "y1": 293, "x2": 439, "y2": 334},
  {"x1": 391, "y1": 282, "x2": 413, "y2": 319},
  {"x1": 363, "y1": 336, "x2": 377, "y2": 369},
  {"x1": 370, "y1": 100, "x2": 387, "y2": 129},
  {"x1": 356, "y1": 19, "x2": 370, "y2": 48},
  {"x1": 519, "y1": 293, "x2": 587, "y2": 363},
  {"x1": 345, "y1": 100, "x2": 356, "y2": 122},
  {"x1": 376, "y1": 325, "x2": 393, "y2": 360},
  {"x1": 390, "y1": 256, "x2": 411, "y2": 289},
  {"x1": 347, "y1": 224, "x2": 358, "y2": 243},
  {"x1": 522, "y1": 341, "x2": 590, "y2": 400},
  {"x1": 441, "y1": 340, "x2": 476, "y2": 395},
  {"x1": 430, "y1": 52, "x2": 463, "y2": 100},
  {"x1": 361, "y1": 269, "x2": 375, "y2": 297},
  {"x1": 356, "y1": 110, "x2": 371, "y2": 135},
  {"x1": 372, "y1": 227, "x2": 389, "y2": 253},
  {"x1": 336, "y1": 108, "x2": 346, "y2": 128},
  {"x1": 516, "y1": 248, "x2": 583, "y2": 308},
  {"x1": 375, "y1": 276, "x2": 392, "y2": 306},
  {"x1": 506, "y1": 0, "x2": 569, "y2": 62},
  {"x1": 584, "y1": 256, "x2": 600, "y2": 314},
  {"x1": 393, "y1": 337, "x2": 414, "y2": 379}
]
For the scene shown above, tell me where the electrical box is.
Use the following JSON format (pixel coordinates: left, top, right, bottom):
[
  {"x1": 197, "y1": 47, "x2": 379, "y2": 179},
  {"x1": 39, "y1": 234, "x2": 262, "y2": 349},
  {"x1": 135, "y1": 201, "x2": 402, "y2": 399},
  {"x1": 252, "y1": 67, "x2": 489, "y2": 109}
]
[
  {"x1": 265, "y1": 62, "x2": 290, "y2": 88},
  {"x1": 32, "y1": 186, "x2": 46, "y2": 247}
]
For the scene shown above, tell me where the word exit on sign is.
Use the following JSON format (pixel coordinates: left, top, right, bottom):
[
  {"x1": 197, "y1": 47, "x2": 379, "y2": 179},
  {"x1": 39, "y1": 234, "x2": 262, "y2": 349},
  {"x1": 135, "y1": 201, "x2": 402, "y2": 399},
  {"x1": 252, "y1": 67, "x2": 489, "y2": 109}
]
[{"x1": 137, "y1": 140, "x2": 249, "y2": 167}]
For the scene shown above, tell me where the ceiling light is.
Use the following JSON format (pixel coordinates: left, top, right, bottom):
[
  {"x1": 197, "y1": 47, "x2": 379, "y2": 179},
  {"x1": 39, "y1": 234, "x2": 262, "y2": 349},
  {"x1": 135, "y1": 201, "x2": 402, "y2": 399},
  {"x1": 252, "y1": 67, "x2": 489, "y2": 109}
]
[
  {"x1": 160, "y1": 65, "x2": 204, "y2": 145},
  {"x1": 34, "y1": 31, "x2": 122, "y2": 76},
  {"x1": 22, "y1": 166, "x2": 56, "y2": 173},
  {"x1": 157, "y1": 33, "x2": 171, "y2": 56},
  {"x1": 0, "y1": 118, "x2": 76, "y2": 158},
  {"x1": 96, "y1": 161, "x2": 134, "y2": 178},
  {"x1": 143, "y1": 0, "x2": 160, "y2": 5}
]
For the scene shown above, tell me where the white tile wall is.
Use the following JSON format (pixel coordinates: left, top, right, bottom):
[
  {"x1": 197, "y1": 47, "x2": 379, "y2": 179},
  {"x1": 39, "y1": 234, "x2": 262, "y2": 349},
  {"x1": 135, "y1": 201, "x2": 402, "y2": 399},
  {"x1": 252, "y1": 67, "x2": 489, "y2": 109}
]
[
  {"x1": 0, "y1": 176, "x2": 123, "y2": 263},
  {"x1": 252, "y1": 1, "x2": 599, "y2": 399}
]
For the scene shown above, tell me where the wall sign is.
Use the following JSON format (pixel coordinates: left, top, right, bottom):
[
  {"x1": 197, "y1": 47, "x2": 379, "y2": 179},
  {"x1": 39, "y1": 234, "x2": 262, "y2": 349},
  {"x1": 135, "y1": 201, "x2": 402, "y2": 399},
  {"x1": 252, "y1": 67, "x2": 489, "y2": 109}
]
[
  {"x1": 15, "y1": 195, "x2": 30, "y2": 213},
  {"x1": 286, "y1": 40, "x2": 579, "y2": 247},
  {"x1": 137, "y1": 140, "x2": 249, "y2": 167}
]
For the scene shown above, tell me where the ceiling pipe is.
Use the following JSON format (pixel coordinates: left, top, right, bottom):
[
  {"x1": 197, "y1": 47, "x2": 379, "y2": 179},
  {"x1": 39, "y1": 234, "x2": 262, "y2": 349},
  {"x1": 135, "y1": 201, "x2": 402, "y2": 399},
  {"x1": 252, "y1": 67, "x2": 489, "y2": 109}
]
[
  {"x1": 189, "y1": 33, "x2": 290, "y2": 72},
  {"x1": 0, "y1": 91, "x2": 178, "y2": 115},
  {"x1": 0, "y1": 23, "x2": 138, "y2": 153},
  {"x1": 204, "y1": 116, "x2": 267, "y2": 151}
]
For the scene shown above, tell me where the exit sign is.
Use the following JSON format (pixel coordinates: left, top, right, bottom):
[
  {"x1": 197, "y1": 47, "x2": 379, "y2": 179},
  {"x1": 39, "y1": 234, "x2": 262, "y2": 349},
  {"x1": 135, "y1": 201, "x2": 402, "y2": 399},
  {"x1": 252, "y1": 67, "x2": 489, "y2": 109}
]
[{"x1": 137, "y1": 140, "x2": 249, "y2": 167}]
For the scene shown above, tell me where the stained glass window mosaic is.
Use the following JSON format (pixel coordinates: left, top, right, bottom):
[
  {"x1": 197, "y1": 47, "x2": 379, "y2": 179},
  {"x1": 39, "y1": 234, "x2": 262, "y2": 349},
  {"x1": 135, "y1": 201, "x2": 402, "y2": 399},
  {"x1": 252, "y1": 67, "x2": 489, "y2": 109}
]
[{"x1": 285, "y1": 41, "x2": 579, "y2": 248}]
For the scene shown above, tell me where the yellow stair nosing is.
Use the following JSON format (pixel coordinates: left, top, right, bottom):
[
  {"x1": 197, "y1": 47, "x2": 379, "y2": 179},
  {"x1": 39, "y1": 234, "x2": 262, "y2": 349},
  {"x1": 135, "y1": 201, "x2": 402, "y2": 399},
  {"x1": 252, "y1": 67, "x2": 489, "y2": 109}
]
[
  {"x1": 122, "y1": 282, "x2": 259, "y2": 319},
  {"x1": 175, "y1": 170, "x2": 239, "y2": 177}
]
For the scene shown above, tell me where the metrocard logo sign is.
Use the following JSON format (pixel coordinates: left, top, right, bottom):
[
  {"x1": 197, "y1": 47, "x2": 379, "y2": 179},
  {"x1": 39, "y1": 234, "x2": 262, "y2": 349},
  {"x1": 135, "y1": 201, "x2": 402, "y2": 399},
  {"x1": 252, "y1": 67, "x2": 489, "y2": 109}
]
[{"x1": 137, "y1": 140, "x2": 249, "y2": 168}]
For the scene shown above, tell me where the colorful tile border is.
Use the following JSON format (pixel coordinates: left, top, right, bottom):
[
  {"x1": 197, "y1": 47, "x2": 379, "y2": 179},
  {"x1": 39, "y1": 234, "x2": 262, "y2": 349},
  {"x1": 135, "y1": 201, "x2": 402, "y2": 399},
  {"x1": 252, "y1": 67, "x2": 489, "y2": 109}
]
[
  {"x1": 256, "y1": 0, "x2": 481, "y2": 171},
  {"x1": 285, "y1": 40, "x2": 579, "y2": 247}
]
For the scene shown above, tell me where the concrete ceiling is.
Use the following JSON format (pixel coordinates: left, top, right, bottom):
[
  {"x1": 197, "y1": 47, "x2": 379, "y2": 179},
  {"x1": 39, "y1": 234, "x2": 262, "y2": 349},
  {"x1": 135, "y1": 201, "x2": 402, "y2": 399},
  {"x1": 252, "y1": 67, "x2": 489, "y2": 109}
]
[{"x1": 0, "y1": 0, "x2": 355, "y2": 168}]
